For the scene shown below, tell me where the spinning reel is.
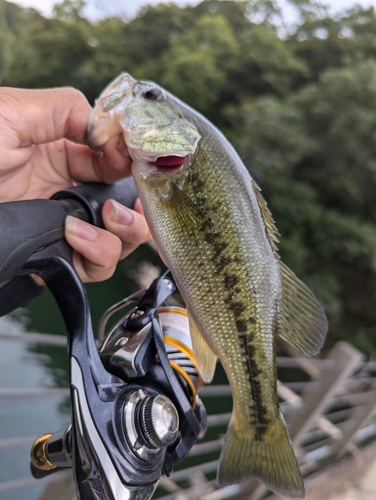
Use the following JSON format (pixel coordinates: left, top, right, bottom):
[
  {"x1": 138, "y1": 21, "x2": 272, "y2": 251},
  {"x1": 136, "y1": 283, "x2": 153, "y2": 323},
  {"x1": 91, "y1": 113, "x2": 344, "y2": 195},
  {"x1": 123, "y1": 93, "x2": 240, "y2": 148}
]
[
  {"x1": 30, "y1": 275, "x2": 207, "y2": 500},
  {"x1": 0, "y1": 178, "x2": 207, "y2": 500}
]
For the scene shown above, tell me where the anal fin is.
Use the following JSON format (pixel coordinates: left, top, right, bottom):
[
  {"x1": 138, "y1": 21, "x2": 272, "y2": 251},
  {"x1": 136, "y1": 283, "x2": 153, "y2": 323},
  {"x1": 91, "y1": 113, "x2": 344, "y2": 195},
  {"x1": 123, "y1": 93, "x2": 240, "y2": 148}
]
[{"x1": 188, "y1": 310, "x2": 217, "y2": 383}]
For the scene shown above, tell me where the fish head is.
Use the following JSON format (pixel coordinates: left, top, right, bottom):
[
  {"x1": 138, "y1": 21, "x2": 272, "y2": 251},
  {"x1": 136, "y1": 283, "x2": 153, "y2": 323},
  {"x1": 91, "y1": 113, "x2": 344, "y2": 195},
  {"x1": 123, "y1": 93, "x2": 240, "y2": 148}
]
[{"x1": 87, "y1": 72, "x2": 201, "y2": 174}]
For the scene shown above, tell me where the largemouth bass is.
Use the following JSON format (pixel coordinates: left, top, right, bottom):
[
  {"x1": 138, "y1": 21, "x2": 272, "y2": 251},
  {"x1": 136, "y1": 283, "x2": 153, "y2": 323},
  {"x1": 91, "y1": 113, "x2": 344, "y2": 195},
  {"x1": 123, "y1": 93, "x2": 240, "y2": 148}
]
[{"x1": 87, "y1": 73, "x2": 327, "y2": 498}]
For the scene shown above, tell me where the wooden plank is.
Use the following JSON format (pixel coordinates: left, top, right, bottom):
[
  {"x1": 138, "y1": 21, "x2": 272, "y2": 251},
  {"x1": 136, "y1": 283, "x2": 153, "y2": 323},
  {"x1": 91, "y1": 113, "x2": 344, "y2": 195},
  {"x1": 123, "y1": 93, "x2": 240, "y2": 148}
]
[{"x1": 0, "y1": 470, "x2": 69, "y2": 493}]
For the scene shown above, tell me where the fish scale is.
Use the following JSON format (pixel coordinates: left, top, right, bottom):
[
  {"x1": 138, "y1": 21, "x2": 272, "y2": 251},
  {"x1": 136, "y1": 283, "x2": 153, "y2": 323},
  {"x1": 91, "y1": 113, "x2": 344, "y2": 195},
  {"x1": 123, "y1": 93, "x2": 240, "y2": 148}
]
[{"x1": 87, "y1": 72, "x2": 328, "y2": 498}]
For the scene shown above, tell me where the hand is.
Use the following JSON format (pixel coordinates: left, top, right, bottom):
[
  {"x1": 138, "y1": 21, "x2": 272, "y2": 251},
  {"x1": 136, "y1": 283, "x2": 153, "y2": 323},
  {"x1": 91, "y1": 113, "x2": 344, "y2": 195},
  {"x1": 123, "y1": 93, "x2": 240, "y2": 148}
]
[{"x1": 0, "y1": 87, "x2": 151, "y2": 282}]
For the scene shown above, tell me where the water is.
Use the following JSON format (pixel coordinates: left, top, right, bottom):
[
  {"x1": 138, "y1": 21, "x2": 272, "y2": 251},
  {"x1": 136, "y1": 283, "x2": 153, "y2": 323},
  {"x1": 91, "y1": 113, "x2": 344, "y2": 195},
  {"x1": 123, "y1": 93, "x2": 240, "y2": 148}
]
[{"x1": 0, "y1": 338, "x2": 70, "y2": 500}]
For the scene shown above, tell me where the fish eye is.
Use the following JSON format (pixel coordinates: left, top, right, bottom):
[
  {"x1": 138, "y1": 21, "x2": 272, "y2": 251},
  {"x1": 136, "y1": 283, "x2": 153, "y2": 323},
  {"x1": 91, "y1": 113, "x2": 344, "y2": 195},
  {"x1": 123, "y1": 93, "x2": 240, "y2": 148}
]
[{"x1": 142, "y1": 88, "x2": 162, "y2": 101}]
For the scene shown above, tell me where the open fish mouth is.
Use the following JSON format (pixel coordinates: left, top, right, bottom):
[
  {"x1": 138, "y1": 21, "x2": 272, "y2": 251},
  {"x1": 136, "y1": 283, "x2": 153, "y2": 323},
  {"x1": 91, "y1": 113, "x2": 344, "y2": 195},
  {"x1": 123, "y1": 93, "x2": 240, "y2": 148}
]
[
  {"x1": 128, "y1": 144, "x2": 191, "y2": 170},
  {"x1": 152, "y1": 155, "x2": 188, "y2": 171}
]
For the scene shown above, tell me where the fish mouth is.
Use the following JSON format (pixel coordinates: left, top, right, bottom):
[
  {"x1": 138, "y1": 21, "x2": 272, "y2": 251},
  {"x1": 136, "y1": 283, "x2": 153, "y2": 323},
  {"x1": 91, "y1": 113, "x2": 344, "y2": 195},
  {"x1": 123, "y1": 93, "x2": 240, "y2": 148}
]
[{"x1": 151, "y1": 155, "x2": 188, "y2": 171}]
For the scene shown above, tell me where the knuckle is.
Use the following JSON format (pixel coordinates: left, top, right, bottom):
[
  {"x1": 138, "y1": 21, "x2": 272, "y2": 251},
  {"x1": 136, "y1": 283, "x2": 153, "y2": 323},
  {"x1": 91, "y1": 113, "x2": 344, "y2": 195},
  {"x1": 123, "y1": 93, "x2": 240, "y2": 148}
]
[
  {"x1": 94, "y1": 236, "x2": 122, "y2": 272},
  {"x1": 60, "y1": 86, "x2": 86, "y2": 104},
  {"x1": 131, "y1": 217, "x2": 152, "y2": 244},
  {"x1": 106, "y1": 234, "x2": 123, "y2": 261},
  {"x1": 98, "y1": 265, "x2": 117, "y2": 282},
  {"x1": 138, "y1": 225, "x2": 152, "y2": 245},
  {"x1": 86, "y1": 265, "x2": 116, "y2": 283}
]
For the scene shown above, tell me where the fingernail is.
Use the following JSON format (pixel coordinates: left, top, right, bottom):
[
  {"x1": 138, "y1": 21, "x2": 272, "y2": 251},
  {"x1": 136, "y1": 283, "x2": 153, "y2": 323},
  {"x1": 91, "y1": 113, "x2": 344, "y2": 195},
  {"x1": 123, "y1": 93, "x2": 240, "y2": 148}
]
[
  {"x1": 66, "y1": 216, "x2": 98, "y2": 241},
  {"x1": 110, "y1": 200, "x2": 134, "y2": 225}
]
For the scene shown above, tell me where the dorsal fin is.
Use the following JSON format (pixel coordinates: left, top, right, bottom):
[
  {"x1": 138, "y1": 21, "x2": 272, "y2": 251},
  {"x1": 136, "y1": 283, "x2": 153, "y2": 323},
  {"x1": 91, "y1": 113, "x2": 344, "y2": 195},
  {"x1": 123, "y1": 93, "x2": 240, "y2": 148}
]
[
  {"x1": 252, "y1": 180, "x2": 327, "y2": 356},
  {"x1": 252, "y1": 180, "x2": 281, "y2": 256}
]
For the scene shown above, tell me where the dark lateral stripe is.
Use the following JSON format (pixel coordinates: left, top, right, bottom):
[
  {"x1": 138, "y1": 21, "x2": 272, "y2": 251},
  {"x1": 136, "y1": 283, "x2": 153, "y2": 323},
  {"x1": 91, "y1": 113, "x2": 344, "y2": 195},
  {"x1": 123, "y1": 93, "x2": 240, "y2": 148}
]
[
  {"x1": 238, "y1": 333, "x2": 269, "y2": 432},
  {"x1": 224, "y1": 274, "x2": 239, "y2": 290},
  {"x1": 187, "y1": 157, "x2": 270, "y2": 431}
]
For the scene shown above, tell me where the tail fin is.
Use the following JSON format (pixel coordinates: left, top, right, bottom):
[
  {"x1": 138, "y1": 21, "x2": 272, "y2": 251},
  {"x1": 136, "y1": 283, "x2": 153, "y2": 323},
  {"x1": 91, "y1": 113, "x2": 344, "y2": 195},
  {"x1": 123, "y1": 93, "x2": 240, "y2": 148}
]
[{"x1": 217, "y1": 414, "x2": 305, "y2": 498}]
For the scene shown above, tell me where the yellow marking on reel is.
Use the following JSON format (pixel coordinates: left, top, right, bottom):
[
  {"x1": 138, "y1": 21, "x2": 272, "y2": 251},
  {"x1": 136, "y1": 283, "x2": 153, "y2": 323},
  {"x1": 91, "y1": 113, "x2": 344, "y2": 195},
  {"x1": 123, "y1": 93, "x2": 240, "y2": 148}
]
[
  {"x1": 164, "y1": 335, "x2": 204, "y2": 392},
  {"x1": 168, "y1": 360, "x2": 198, "y2": 409}
]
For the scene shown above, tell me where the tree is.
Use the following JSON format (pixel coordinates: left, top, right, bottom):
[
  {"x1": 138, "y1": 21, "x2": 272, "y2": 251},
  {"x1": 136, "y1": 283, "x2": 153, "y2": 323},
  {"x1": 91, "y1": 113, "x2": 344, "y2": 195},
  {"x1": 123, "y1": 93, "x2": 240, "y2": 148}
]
[
  {"x1": 155, "y1": 14, "x2": 239, "y2": 113},
  {"x1": 233, "y1": 60, "x2": 376, "y2": 354},
  {"x1": 4, "y1": 0, "x2": 93, "y2": 90},
  {"x1": 4, "y1": 0, "x2": 376, "y2": 354}
]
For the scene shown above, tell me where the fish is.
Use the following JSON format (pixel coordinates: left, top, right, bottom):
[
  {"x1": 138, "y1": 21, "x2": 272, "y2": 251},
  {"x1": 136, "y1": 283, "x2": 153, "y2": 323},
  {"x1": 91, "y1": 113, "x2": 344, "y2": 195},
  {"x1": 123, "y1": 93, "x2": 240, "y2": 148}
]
[{"x1": 87, "y1": 73, "x2": 328, "y2": 498}]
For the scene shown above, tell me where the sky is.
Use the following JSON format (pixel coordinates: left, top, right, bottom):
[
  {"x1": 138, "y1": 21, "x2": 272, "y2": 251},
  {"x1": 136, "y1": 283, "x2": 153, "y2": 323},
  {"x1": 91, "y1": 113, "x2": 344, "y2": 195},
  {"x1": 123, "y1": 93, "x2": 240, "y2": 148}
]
[{"x1": 6, "y1": 0, "x2": 376, "y2": 21}]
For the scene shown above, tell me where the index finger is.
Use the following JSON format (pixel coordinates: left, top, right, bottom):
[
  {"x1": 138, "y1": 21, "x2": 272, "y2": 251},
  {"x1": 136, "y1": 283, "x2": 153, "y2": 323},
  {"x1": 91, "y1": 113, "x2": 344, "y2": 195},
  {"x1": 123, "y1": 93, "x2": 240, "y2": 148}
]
[
  {"x1": 0, "y1": 86, "x2": 132, "y2": 183},
  {"x1": 65, "y1": 135, "x2": 132, "y2": 185},
  {"x1": 0, "y1": 87, "x2": 93, "y2": 149}
]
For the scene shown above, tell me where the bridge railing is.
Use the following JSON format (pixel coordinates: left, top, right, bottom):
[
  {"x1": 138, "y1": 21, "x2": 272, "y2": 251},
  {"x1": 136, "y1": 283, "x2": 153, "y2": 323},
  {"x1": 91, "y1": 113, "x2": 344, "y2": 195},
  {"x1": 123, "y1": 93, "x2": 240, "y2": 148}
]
[{"x1": 1, "y1": 327, "x2": 375, "y2": 500}]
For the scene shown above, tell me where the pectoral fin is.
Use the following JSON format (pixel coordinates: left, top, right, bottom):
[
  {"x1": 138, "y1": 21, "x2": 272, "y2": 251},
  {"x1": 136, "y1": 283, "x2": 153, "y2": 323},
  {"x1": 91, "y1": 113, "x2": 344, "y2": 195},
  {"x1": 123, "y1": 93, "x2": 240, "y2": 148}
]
[
  {"x1": 278, "y1": 261, "x2": 328, "y2": 356},
  {"x1": 188, "y1": 310, "x2": 217, "y2": 383},
  {"x1": 166, "y1": 183, "x2": 211, "y2": 235}
]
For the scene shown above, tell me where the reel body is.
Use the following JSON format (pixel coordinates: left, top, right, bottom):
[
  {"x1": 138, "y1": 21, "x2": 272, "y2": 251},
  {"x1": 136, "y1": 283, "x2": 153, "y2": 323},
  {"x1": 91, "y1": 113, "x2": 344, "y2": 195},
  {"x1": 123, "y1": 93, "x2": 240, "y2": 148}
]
[{"x1": 30, "y1": 274, "x2": 207, "y2": 500}]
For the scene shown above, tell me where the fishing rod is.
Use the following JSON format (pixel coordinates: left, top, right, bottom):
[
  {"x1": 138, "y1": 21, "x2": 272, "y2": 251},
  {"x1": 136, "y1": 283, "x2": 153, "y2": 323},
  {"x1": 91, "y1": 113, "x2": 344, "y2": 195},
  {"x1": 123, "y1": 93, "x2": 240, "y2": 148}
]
[{"x1": 0, "y1": 178, "x2": 207, "y2": 500}]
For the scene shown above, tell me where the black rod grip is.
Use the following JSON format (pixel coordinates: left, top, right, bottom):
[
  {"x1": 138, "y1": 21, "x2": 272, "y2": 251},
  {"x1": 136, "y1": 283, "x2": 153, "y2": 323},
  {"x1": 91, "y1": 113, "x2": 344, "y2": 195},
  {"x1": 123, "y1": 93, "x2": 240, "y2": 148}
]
[
  {"x1": 51, "y1": 177, "x2": 138, "y2": 227},
  {"x1": 0, "y1": 177, "x2": 138, "y2": 286}
]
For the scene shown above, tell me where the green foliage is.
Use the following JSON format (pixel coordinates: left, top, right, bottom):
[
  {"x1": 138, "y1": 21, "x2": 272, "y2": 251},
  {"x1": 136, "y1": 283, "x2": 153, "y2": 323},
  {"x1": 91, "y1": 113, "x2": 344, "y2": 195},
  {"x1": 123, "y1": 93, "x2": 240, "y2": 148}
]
[
  {"x1": 233, "y1": 60, "x2": 376, "y2": 352},
  {"x1": 73, "y1": 17, "x2": 132, "y2": 103},
  {"x1": 0, "y1": 0, "x2": 30, "y2": 84},
  {"x1": 156, "y1": 14, "x2": 239, "y2": 112},
  {"x1": 3, "y1": 0, "x2": 94, "y2": 89},
  {"x1": 0, "y1": 1, "x2": 6, "y2": 82},
  {"x1": 3, "y1": 0, "x2": 376, "y2": 353},
  {"x1": 53, "y1": 0, "x2": 86, "y2": 20}
]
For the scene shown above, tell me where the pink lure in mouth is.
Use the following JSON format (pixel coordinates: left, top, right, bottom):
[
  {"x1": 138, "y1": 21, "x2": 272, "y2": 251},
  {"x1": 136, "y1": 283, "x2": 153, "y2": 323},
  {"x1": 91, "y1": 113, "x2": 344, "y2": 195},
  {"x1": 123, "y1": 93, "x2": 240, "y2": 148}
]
[{"x1": 154, "y1": 155, "x2": 187, "y2": 169}]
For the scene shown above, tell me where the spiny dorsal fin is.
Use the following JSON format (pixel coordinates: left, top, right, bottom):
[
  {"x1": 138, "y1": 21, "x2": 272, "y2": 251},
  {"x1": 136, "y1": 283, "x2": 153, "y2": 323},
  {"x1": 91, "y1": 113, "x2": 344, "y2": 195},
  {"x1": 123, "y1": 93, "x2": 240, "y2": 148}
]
[
  {"x1": 279, "y1": 261, "x2": 328, "y2": 356},
  {"x1": 252, "y1": 180, "x2": 281, "y2": 256}
]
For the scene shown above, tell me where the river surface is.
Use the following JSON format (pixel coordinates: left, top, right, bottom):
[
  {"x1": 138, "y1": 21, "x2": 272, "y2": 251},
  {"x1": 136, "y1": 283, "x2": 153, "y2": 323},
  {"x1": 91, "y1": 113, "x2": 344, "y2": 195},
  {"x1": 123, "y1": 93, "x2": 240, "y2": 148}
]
[{"x1": 0, "y1": 337, "x2": 69, "y2": 500}]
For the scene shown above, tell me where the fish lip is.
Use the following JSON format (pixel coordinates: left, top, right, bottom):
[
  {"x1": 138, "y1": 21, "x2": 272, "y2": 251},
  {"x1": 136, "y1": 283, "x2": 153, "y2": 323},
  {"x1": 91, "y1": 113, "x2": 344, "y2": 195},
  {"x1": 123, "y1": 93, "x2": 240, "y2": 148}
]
[
  {"x1": 85, "y1": 129, "x2": 104, "y2": 152},
  {"x1": 85, "y1": 113, "x2": 114, "y2": 151}
]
